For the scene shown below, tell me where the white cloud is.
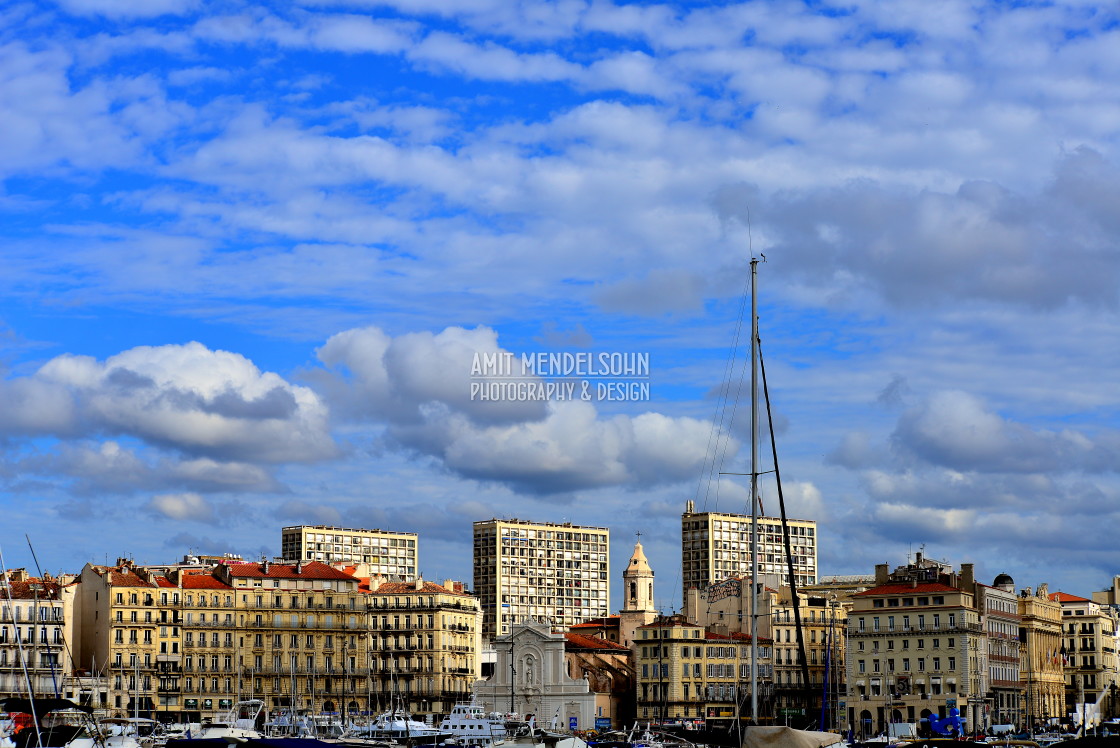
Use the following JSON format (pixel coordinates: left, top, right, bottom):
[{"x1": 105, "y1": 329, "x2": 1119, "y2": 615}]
[
  {"x1": 0, "y1": 342, "x2": 335, "y2": 464},
  {"x1": 144, "y1": 492, "x2": 216, "y2": 523},
  {"x1": 892, "y1": 390, "x2": 1118, "y2": 474},
  {"x1": 317, "y1": 324, "x2": 730, "y2": 494}
]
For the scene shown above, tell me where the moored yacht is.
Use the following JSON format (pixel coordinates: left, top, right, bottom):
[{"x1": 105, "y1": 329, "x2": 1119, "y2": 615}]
[{"x1": 438, "y1": 702, "x2": 511, "y2": 747}]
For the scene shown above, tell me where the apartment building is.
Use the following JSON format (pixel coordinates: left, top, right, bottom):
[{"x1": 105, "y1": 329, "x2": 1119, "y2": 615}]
[
  {"x1": 280, "y1": 525, "x2": 418, "y2": 578},
  {"x1": 77, "y1": 562, "x2": 167, "y2": 716},
  {"x1": 365, "y1": 577, "x2": 481, "y2": 717},
  {"x1": 177, "y1": 571, "x2": 236, "y2": 720},
  {"x1": 977, "y1": 576, "x2": 1022, "y2": 726},
  {"x1": 633, "y1": 614, "x2": 772, "y2": 725},
  {"x1": 0, "y1": 570, "x2": 73, "y2": 702},
  {"x1": 204, "y1": 560, "x2": 369, "y2": 721},
  {"x1": 473, "y1": 519, "x2": 610, "y2": 640},
  {"x1": 680, "y1": 501, "x2": 818, "y2": 599},
  {"x1": 683, "y1": 576, "x2": 849, "y2": 727},
  {"x1": 845, "y1": 554, "x2": 986, "y2": 737},
  {"x1": 1051, "y1": 591, "x2": 1119, "y2": 724},
  {"x1": 767, "y1": 588, "x2": 848, "y2": 726},
  {"x1": 1018, "y1": 583, "x2": 1065, "y2": 727}
]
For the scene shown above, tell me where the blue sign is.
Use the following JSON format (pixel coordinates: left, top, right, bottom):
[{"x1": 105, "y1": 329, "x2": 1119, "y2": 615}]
[
  {"x1": 595, "y1": 718, "x2": 612, "y2": 730},
  {"x1": 570, "y1": 717, "x2": 578, "y2": 730}
]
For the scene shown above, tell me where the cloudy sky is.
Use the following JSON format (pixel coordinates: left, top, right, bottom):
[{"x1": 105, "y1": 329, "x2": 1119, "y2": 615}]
[{"x1": 2, "y1": 0, "x2": 1119, "y2": 610}]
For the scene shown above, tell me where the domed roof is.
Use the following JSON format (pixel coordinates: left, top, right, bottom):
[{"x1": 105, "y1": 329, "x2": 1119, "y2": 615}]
[{"x1": 994, "y1": 573, "x2": 1014, "y2": 586}]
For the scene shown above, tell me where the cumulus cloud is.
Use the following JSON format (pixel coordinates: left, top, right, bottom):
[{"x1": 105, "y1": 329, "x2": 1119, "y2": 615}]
[
  {"x1": 144, "y1": 492, "x2": 216, "y2": 523},
  {"x1": 0, "y1": 342, "x2": 336, "y2": 463},
  {"x1": 10, "y1": 441, "x2": 281, "y2": 496},
  {"x1": 744, "y1": 148, "x2": 1120, "y2": 312},
  {"x1": 317, "y1": 324, "x2": 730, "y2": 494},
  {"x1": 892, "y1": 390, "x2": 1118, "y2": 474}
]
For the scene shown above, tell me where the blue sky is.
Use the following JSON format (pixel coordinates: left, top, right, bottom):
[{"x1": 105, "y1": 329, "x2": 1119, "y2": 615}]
[{"x1": 2, "y1": 0, "x2": 1119, "y2": 611}]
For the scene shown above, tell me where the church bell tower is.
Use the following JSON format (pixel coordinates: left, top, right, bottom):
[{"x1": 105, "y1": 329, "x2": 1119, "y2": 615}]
[{"x1": 619, "y1": 535, "x2": 656, "y2": 648}]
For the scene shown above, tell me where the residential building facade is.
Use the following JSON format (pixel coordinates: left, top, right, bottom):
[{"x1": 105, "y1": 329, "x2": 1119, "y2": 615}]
[
  {"x1": 280, "y1": 525, "x2": 418, "y2": 577},
  {"x1": 680, "y1": 501, "x2": 818, "y2": 599},
  {"x1": 0, "y1": 570, "x2": 73, "y2": 703},
  {"x1": 846, "y1": 555, "x2": 985, "y2": 737},
  {"x1": 365, "y1": 577, "x2": 482, "y2": 717},
  {"x1": 473, "y1": 519, "x2": 610, "y2": 640},
  {"x1": 1051, "y1": 591, "x2": 1119, "y2": 726},
  {"x1": 633, "y1": 614, "x2": 772, "y2": 726},
  {"x1": 978, "y1": 575, "x2": 1023, "y2": 727},
  {"x1": 1017, "y1": 583, "x2": 1065, "y2": 727},
  {"x1": 76, "y1": 562, "x2": 165, "y2": 717},
  {"x1": 208, "y1": 560, "x2": 369, "y2": 721},
  {"x1": 684, "y1": 577, "x2": 848, "y2": 728}
]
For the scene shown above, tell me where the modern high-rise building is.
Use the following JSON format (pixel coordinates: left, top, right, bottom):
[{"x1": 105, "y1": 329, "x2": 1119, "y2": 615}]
[
  {"x1": 681, "y1": 500, "x2": 818, "y2": 595},
  {"x1": 280, "y1": 525, "x2": 418, "y2": 578},
  {"x1": 472, "y1": 519, "x2": 610, "y2": 640}
]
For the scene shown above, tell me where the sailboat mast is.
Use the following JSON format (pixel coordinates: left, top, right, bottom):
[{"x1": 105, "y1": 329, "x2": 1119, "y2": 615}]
[{"x1": 749, "y1": 257, "x2": 760, "y2": 723}]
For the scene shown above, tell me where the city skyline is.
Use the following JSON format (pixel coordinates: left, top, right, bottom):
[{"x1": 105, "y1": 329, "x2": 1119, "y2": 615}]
[{"x1": 2, "y1": 2, "x2": 1119, "y2": 603}]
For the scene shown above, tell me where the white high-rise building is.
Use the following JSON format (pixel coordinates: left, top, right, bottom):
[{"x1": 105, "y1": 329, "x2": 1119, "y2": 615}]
[
  {"x1": 681, "y1": 500, "x2": 818, "y2": 596},
  {"x1": 280, "y1": 525, "x2": 418, "y2": 578},
  {"x1": 473, "y1": 519, "x2": 610, "y2": 640}
]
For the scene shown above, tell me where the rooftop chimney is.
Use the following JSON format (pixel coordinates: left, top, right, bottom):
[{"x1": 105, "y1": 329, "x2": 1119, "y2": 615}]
[{"x1": 960, "y1": 563, "x2": 975, "y2": 593}]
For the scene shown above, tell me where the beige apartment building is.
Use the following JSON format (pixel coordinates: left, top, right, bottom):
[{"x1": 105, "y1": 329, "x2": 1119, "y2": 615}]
[
  {"x1": 473, "y1": 519, "x2": 610, "y2": 640},
  {"x1": 683, "y1": 576, "x2": 849, "y2": 727},
  {"x1": 1018, "y1": 584, "x2": 1065, "y2": 727},
  {"x1": 633, "y1": 614, "x2": 773, "y2": 725},
  {"x1": 77, "y1": 562, "x2": 169, "y2": 717},
  {"x1": 207, "y1": 560, "x2": 370, "y2": 721},
  {"x1": 680, "y1": 501, "x2": 818, "y2": 598},
  {"x1": 0, "y1": 570, "x2": 74, "y2": 702},
  {"x1": 1051, "y1": 590, "x2": 1119, "y2": 725},
  {"x1": 977, "y1": 576, "x2": 1022, "y2": 727},
  {"x1": 74, "y1": 556, "x2": 487, "y2": 723},
  {"x1": 365, "y1": 577, "x2": 481, "y2": 717},
  {"x1": 1090, "y1": 575, "x2": 1120, "y2": 720},
  {"x1": 846, "y1": 555, "x2": 986, "y2": 738},
  {"x1": 281, "y1": 525, "x2": 418, "y2": 578}
]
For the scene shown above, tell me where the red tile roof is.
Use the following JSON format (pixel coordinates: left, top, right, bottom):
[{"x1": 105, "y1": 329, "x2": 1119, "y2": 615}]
[
  {"x1": 109, "y1": 571, "x2": 155, "y2": 588},
  {"x1": 1, "y1": 579, "x2": 63, "y2": 600},
  {"x1": 182, "y1": 573, "x2": 232, "y2": 590},
  {"x1": 1049, "y1": 591, "x2": 1091, "y2": 603},
  {"x1": 155, "y1": 577, "x2": 176, "y2": 588},
  {"x1": 854, "y1": 582, "x2": 960, "y2": 596},
  {"x1": 564, "y1": 632, "x2": 628, "y2": 651},
  {"x1": 226, "y1": 561, "x2": 357, "y2": 581},
  {"x1": 370, "y1": 580, "x2": 471, "y2": 597}
]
